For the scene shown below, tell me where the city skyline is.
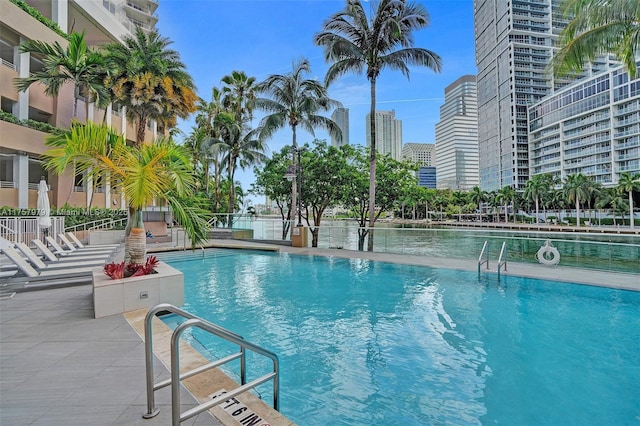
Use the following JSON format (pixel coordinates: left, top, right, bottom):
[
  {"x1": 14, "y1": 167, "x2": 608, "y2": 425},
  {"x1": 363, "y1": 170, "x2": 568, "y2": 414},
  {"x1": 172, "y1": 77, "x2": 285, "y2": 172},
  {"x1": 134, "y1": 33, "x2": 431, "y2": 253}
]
[{"x1": 155, "y1": 0, "x2": 476, "y2": 201}]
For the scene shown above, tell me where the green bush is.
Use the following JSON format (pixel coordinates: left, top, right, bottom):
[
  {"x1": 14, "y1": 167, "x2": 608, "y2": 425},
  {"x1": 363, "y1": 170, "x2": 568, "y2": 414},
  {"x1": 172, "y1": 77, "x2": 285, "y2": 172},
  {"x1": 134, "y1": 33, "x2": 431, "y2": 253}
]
[
  {"x1": 9, "y1": 0, "x2": 68, "y2": 39},
  {"x1": 0, "y1": 110, "x2": 60, "y2": 134}
]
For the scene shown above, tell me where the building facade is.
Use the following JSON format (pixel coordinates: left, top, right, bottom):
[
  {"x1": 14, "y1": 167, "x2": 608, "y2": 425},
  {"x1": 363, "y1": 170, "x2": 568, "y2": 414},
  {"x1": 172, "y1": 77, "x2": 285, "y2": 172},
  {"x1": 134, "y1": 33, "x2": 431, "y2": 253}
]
[
  {"x1": 435, "y1": 75, "x2": 479, "y2": 190},
  {"x1": 366, "y1": 110, "x2": 402, "y2": 160},
  {"x1": 401, "y1": 143, "x2": 436, "y2": 189},
  {"x1": 417, "y1": 167, "x2": 437, "y2": 188},
  {"x1": 473, "y1": 0, "x2": 615, "y2": 191},
  {"x1": 330, "y1": 107, "x2": 349, "y2": 147},
  {"x1": 401, "y1": 143, "x2": 435, "y2": 166},
  {"x1": 0, "y1": 0, "x2": 160, "y2": 209},
  {"x1": 529, "y1": 66, "x2": 640, "y2": 185}
]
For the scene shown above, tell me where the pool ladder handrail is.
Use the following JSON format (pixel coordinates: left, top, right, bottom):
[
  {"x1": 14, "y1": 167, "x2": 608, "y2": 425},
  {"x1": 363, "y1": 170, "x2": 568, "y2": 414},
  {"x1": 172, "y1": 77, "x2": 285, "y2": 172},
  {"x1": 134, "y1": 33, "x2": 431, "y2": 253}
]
[
  {"x1": 497, "y1": 241, "x2": 508, "y2": 279},
  {"x1": 478, "y1": 241, "x2": 489, "y2": 276},
  {"x1": 142, "y1": 303, "x2": 280, "y2": 425}
]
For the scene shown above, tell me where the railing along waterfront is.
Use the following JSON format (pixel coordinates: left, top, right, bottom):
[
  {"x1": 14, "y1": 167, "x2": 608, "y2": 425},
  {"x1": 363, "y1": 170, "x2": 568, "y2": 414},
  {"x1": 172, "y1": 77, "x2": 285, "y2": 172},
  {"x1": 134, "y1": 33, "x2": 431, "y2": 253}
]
[{"x1": 223, "y1": 217, "x2": 640, "y2": 274}]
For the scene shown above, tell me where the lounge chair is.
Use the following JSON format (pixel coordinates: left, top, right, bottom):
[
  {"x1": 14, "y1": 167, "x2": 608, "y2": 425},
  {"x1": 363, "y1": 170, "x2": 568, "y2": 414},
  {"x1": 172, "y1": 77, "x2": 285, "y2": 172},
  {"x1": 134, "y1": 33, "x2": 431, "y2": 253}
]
[
  {"x1": 65, "y1": 232, "x2": 120, "y2": 250},
  {"x1": 0, "y1": 245, "x2": 97, "y2": 282},
  {"x1": 46, "y1": 236, "x2": 114, "y2": 256},
  {"x1": 32, "y1": 239, "x2": 111, "y2": 263},
  {"x1": 15, "y1": 243, "x2": 107, "y2": 270}
]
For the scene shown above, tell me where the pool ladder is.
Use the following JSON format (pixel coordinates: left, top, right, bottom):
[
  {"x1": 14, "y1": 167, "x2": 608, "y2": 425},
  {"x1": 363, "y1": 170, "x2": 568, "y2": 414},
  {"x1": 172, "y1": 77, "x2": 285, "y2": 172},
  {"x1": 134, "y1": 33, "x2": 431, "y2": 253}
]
[
  {"x1": 478, "y1": 241, "x2": 508, "y2": 279},
  {"x1": 142, "y1": 303, "x2": 280, "y2": 425}
]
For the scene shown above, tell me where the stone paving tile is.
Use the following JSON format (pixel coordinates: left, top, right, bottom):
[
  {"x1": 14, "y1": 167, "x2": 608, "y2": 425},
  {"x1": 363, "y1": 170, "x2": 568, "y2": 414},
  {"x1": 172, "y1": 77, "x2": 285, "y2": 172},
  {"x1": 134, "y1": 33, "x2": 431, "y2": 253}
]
[{"x1": 0, "y1": 285, "x2": 223, "y2": 426}]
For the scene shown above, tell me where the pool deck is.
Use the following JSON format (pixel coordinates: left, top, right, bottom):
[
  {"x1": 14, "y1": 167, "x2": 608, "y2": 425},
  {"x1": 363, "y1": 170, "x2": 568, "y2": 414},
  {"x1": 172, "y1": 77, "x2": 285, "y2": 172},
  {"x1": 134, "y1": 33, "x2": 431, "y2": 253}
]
[{"x1": 1, "y1": 238, "x2": 638, "y2": 426}]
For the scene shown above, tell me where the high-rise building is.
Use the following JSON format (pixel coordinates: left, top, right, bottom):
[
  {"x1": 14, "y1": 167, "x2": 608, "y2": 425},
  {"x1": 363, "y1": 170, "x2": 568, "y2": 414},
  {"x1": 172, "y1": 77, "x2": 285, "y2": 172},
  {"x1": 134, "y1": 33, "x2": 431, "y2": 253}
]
[
  {"x1": 0, "y1": 0, "x2": 160, "y2": 209},
  {"x1": 529, "y1": 65, "x2": 640, "y2": 185},
  {"x1": 401, "y1": 143, "x2": 435, "y2": 166},
  {"x1": 473, "y1": 0, "x2": 615, "y2": 191},
  {"x1": 402, "y1": 143, "x2": 436, "y2": 188},
  {"x1": 435, "y1": 75, "x2": 479, "y2": 190},
  {"x1": 366, "y1": 110, "x2": 402, "y2": 160},
  {"x1": 331, "y1": 107, "x2": 349, "y2": 147}
]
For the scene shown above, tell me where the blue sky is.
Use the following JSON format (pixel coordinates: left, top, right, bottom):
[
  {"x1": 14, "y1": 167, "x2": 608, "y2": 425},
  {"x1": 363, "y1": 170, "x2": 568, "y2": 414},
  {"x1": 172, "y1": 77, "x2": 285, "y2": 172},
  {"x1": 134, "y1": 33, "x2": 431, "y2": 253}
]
[{"x1": 156, "y1": 0, "x2": 477, "y2": 203}]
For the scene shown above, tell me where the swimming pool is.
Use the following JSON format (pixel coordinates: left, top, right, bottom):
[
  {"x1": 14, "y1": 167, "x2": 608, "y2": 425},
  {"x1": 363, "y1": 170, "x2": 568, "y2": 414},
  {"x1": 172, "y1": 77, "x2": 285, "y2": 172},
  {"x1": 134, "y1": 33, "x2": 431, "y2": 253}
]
[{"x1": 158, "y1": 249, "x2": 640, "y2": 425}]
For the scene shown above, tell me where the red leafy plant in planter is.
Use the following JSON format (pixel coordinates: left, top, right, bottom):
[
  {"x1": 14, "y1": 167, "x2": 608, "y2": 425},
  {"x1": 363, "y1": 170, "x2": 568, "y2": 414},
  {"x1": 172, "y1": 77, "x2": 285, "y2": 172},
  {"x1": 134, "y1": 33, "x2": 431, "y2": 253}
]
[{"x1": 104, "y1": 255, "x2": 159, "y2": 279}]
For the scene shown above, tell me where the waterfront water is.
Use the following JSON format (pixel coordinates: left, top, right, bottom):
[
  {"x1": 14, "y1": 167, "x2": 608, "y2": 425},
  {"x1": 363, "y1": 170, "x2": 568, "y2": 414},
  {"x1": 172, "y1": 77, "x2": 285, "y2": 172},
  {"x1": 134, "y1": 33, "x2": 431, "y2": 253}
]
[{"x1": 234, "y1": 218, "x2": 640, "y2": 274}]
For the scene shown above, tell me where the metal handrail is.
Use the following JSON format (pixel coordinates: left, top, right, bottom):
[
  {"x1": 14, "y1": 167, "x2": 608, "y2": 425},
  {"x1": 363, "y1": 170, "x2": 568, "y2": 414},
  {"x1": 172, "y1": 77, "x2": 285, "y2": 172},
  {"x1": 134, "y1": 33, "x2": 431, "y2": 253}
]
[
  {"x1": 497, "y1": 241, "x2": 508, "y2": 279},
  {"x1": 143, "y1": 304, "x2": 279, "y2": 425},
  {"x1": 478, "y1": 240, "x2": 489, "y2": 276}
]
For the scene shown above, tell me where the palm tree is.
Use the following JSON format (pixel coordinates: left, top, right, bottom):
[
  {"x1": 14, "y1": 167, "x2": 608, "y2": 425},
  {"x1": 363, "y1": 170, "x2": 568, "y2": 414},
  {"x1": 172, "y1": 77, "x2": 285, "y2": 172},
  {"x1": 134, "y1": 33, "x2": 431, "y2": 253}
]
[
  {"x1": 15, "y1": 31, "x2": 109, "y2": 119},
  {"x1": 553, "y1": 0, "x2": 640, "y2": 79},
  {"x1": 617, "y1": 172, "x2": 640, "y2": 229},
  {"x1": 564, "y1": 173, "x2": 592, "y2": 227},
  {"x1": 496, "y1": 186, "x2": 516, "y2": 223},
  {"x1": 103, "y1": 28, "x2": 197, "y2": 146},
  {"x1": 524, "y1": 174, "x2": 551, "y2": 224},
  {"x1": 43, "y1": 121, "x2": 209, "y2": 264},
  {"x1": 315, "y1": 0, "x2": 442, "y2": 251},
  {"x1": 218, "y1": 72, "x2": 267, "y2": 225},
  {"x1": 256, "y1": 58, "x2": 342, "y2": 232},
  {"x1": 194, "y1": 87, "x2": 229, "y2": 196},
  {"x1": 469, "y1": 186, "x2": 487, "y2": 222},
  {"x1": 452, "y1": 191, "x2": 467, "y2": 222}
]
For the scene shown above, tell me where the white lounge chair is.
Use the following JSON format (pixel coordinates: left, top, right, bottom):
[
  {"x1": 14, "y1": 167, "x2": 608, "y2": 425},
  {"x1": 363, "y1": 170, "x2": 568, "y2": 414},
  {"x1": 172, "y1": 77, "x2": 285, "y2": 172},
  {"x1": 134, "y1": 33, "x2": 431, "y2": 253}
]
[
  {"x1": 15, "y1": 243, "x2": 107, "y2": 270},
  {"x1": 66, "y1": 232, "x2": 119, "y2": 249},
  {"x1": 46, "y1": 236, "x2": 114, "y2": 256},
  {"x1": 32, "y1": 239, "x2": 110, "y2": 263},
  {"x1": 0, "y1": 245, "x2": 97, "y2": 281}
]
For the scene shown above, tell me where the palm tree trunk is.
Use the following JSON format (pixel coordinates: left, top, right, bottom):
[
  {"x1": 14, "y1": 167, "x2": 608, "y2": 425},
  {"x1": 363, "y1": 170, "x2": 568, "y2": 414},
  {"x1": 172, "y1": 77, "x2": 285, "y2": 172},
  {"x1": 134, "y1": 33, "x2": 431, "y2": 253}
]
[
  {"x1": 136, "y1": 117, "x2": 147, "y2": 146},
  {"x1": 291, "y1": 126, "x2": 298, "y2": 237},
  {"x1": 367, "y1": 79, "x2": 377, "y2": 252},
  {"x1": 629, "y1": 190, "x2": 635, "y2": 230},
  {"x1": 125, "y1": 207, "x2": 146, "y2": 264},
  {"x1": 575, "y1": 198, "x2": 581, "y2": 227},
  {"x1": 228, "y1": 157, "x2": 236, "y2": 228}
]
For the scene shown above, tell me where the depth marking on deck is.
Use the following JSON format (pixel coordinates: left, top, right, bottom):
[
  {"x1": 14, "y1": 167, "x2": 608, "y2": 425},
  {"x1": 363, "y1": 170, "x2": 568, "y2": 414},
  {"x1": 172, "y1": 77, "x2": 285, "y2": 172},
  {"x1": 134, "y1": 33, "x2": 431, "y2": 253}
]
[{"x1": 209, "y1": 389, "x2": 271, "y2": 426}]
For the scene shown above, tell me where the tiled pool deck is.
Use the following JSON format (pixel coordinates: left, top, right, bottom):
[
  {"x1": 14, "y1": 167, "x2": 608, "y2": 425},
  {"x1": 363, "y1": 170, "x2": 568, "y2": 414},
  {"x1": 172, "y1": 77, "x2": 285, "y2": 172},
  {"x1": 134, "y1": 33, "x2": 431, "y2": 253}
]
[{"x1": 1, "y1": 239, "x2": 638, "y2": 425}]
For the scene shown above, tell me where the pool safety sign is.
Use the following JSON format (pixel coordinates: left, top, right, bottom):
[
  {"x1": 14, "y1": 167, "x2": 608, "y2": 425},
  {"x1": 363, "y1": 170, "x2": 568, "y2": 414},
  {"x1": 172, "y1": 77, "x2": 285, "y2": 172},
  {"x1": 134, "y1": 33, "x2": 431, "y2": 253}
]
[{"x1": 209, "y1": 389, "x2": 271, "y2": 426}]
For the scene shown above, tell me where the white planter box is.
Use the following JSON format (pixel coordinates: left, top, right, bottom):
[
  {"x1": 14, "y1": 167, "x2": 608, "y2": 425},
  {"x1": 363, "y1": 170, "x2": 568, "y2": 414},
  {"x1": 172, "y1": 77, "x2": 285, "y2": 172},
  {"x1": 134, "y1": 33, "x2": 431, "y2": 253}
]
[
  {"x1": 89, "y1": 230, "x2": 125, "y2": 246},
  {"x1": 93, "y1": 261, "x2": 184, "y2": 318}
]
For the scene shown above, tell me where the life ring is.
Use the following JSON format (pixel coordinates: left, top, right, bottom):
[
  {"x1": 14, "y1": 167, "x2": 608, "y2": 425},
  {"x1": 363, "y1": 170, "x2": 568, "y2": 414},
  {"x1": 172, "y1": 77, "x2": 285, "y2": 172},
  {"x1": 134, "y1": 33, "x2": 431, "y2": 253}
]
[{"x1": 536, "y1": 240, "x2": 560, "y2": 265}]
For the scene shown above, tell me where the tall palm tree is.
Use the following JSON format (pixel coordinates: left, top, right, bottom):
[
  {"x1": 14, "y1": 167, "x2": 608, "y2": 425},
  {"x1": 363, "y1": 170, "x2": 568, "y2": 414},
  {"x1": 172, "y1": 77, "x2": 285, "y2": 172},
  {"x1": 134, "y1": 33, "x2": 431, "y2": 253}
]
[
  {"x1": 194, "y1": 87, "x2": 229, "y2": 196},
  {"x1": 256, "y1": 58, "x2": 342, "y2": 232},
  {"x1": 469, "y1": 186, "x2": 487, "y2": 222},
  {"x1": 315, "y1": 0, "x2": 442, "y2": 251},
  {"x1": 524, "y1": 174, "x2": 551, "y2": 224},
  {"x1": 553, "y1": 0, "x2": 640, "y2": 79},
  {"x1": 103, "y1": 28, "x2": 197, "y2": 146},
  {"x1": 617, "y1": 172, "x2": 640, "y2": 229},
  {"x1": 496, "y1": 186, "x2": 516, "y2": 223},
  {"x1": 43, "y1": 121, "x2": 208, "y2": 263},
  {"x1": 564, "y1": 173, "x2": 592, "y2": 227},
  {"x1": 452, "y1": 191, "x2": 467, "y2": 222},
  {"x1": 218, "y1": 72, "x2": 267, "y2": 225},
  {"x1": 15, "y1": 31, "x2": 109, "y2": 119}
]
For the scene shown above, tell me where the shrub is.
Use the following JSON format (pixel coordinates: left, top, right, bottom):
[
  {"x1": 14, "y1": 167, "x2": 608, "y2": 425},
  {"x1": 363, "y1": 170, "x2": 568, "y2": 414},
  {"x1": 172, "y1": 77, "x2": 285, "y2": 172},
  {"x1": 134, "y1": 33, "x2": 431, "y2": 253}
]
[{"x1": 104, "y1": 255, "x2": 159, "y2": 279}]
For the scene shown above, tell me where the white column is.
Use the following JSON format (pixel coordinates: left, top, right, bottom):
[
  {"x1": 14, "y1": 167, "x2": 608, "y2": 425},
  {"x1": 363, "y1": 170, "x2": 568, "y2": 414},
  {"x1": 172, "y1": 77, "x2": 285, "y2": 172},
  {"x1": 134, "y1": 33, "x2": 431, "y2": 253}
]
[
  {"x1": 105, "y1": 174, "x2": 111, "y2": 209},
  {"x1": 51, "y1": 0, "x2": 69, "y2": 33},
  {"x1": 15, "y1": 154, "x2": 28, "y2": 208},
  {"x1": 15, "y1": 40, "x2": 29, "y2": 120},
  {"x1": 86, "y1": 169, "x2": 93, "y2": 207}
]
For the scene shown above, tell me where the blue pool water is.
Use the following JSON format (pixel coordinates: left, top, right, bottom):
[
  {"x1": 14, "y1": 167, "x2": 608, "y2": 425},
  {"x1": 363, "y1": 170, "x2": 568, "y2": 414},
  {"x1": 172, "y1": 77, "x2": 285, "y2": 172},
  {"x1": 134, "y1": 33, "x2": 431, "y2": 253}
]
[{"x1": 159, "y1": 250, "x2": 640, "y2": 425}]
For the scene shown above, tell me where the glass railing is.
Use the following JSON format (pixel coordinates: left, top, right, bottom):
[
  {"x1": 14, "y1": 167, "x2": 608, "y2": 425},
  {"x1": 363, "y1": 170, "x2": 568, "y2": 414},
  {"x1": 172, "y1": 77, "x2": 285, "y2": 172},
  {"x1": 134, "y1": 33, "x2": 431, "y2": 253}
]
[{"x1": 226, "y1": 217, "x2": 640, "y2": 274}]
